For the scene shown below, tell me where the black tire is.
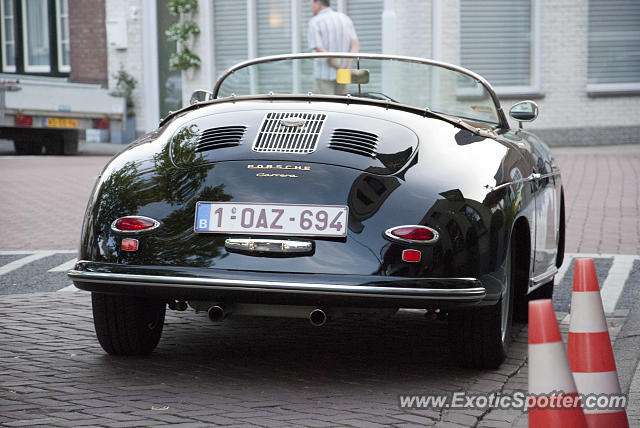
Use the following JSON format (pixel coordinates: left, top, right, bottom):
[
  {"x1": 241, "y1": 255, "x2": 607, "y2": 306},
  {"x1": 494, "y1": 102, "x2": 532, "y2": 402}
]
[
  {"x1": 91, "y1": 292, "x2": 166, "y2": 356},
  {"x1": 448, "y1": 239, "x2": 515, "y2": 369}
]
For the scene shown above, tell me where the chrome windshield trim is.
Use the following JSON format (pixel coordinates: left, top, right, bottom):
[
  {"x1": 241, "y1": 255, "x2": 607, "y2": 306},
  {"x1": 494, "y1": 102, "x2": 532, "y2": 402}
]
[
  {"x1": 68, "y1": 270, "x2": 486, "y2": 301},
  {"x1": 211, "y1": 52, "x2": 508, "y2": 129}
]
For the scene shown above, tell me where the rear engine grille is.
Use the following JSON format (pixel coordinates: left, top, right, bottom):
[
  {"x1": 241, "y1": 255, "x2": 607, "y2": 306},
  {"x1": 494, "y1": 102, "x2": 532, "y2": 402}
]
[
  {"x1": 329, "y1": 129, "x2": 379, "y2": 158},
  {"x1": 252, "y1": 112, "x2": 326, "y2": 154},
  {"x1": 196, "y1": 126, "x2": 246, "y2": 152}
]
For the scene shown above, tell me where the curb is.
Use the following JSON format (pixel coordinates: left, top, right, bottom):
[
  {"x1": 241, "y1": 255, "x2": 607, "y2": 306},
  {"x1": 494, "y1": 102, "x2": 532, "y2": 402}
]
[{"x1": 613, "y1": 294, "x2": 640, "y2": 394}]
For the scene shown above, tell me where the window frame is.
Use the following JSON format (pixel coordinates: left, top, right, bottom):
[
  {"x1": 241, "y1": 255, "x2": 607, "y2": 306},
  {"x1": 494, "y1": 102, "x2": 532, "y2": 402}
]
[
  {"x1": 0, "y1": 0, "x2": 69, "y2": 75},
  {"x1": 586, "y1": 0, "x2": 640, "y2": 96},
  {"x1": 55, "y1": 0, "x2": 68, "y2": 72},
  {"x1": 459, "y1": 0, "x2": 542, "y2": 98},
  {"x1": 21, "y1": 0, "x2": 51, "y2": 73},
  {"x1": 1, "y1": 0, "x2": 16, "y2": 72}
]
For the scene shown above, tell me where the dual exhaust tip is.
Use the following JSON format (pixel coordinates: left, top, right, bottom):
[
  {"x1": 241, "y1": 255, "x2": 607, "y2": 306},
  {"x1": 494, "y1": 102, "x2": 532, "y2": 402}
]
[{"x1": 207, "y1": 305, "x2": 327, "y2": 326}]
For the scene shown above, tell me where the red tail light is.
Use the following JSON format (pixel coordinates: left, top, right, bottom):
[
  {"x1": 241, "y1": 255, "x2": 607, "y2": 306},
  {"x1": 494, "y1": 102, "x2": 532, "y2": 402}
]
[
  {"x1": 111, "y1": 216, "x2": 160, "y2": 232},
  {"x1": 385, "y1": 225, "x2": 439, "y2": 243},
  {"x1": 121, "y1": 238, "x2": 139, "y2": 251},
  {"x1": 402, "y1": 249, "x2": 422, "y2": 262}
]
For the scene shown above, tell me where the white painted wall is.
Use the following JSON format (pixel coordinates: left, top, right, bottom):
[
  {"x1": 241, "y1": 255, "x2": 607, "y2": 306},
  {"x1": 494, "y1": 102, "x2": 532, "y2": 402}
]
[
  {"x1": 180, "y1": 0, "x2": 216, "y2": 107},
  {"x1": 105, "y1": 0, "x2": 146, "y2": 131},
  {"x1": 122, "y1": 0, "x2": 639, "y2": 141},
  {"x1": 522, "y1": 0, "x2": 640, "y2": 132}
]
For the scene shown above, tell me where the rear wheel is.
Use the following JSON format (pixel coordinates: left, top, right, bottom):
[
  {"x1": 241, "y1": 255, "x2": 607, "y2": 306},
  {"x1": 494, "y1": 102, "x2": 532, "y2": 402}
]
[
  {"x1": 91, "y1": 293, "x2": 166, "y2": 356},
  {"x1": 447, "y1": 239, "x2": 515, "y2": 369}
]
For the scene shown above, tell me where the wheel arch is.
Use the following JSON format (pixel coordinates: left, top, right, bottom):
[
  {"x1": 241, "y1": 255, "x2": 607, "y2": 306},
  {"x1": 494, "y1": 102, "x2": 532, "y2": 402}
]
[
  {"x1": 511, "y1": 215, "x2": 532, "y2": 322},
  {"x1": 556, "y1": 187, "x2": 566, "y2": 269}
]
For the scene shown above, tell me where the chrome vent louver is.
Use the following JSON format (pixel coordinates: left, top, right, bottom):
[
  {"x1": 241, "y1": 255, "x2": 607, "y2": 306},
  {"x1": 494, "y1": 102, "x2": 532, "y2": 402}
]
[
  {"x1": 329, "y1": 129, "x2": 379, "y2": 158},
  {"x1": 196, "y1": 126, "x2": 246, "y2": 152},
  {"x1": 252, "y1": 112, "x2": 326, "y2": 154}
]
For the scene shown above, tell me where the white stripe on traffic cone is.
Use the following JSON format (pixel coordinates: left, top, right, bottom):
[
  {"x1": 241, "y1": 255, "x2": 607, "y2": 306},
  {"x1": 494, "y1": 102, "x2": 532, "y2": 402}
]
[{"x1": 568, "y1": 258, "x2": 628, "y2": 428}]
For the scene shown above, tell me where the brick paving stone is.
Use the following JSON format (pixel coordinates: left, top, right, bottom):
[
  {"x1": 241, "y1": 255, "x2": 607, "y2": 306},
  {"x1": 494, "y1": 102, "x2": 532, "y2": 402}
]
[
  {"x1": 390, "y1": 413, "x2": 439, "y2": 425},
  {"x1": 434, "y1": 422, "x2": 468, "y2": 428},
  {"x1": 441, "y1": 412, "x2": 477, "y2": 425},
  {"x1": 335, "y1": 419, "x2": 389, "y2": 428}
]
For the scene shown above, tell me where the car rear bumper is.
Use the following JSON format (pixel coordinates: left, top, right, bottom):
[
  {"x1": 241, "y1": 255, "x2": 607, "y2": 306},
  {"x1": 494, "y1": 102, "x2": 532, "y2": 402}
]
[{"x1": 68, "y1": 262, "x2": 491, "y2": 308}]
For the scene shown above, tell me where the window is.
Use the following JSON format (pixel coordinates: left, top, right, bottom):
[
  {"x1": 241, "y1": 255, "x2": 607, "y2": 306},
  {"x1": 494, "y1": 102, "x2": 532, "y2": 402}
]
[
  {"x1": 587, "y1": 0, "x2": 640, "y2": 94},
  {"x1": 22, "y1": 0, "x2": 50, "y2": 72},
  {"x1": 211, "y1": 0, "x2": 383, "y2": 92},
  {"x1": 56, "y1": 0, "x2": 69, "y2": 72},
  {"x1": 1, "y1": 0, "x2": 16, "y2": 71},
  {"x1": 460, "y1": 0, "x2": 540, "y2": 96},
  {"x1": 0, "y1": 0, "x2": 70, "y2": 75}
]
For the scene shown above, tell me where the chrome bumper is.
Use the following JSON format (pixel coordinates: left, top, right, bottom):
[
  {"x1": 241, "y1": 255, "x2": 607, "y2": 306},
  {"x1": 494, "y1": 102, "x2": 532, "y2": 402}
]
[{"x1": 69, "y1": 264, "x2": 490, "y2": 308}]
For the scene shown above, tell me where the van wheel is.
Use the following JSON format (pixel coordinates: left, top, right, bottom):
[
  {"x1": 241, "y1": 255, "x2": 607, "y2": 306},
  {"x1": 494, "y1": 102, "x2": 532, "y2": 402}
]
[{"x1": 91, "y1": 293, "x2": 166, "y2": 356}]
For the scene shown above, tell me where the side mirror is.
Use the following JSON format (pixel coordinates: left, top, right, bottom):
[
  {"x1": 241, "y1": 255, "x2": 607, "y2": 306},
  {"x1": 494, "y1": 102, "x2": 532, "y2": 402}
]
[
  {"x1": 509, "y1": 100, "x2": 539, "y2": 128},
  {"x1": 190, "y1": 89, "x2": 213, "y2": 105}
]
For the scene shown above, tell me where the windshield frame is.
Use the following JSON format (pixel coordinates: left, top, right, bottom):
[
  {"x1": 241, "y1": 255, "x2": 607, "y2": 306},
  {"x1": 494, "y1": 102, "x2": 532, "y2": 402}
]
[{"x1": 212, "y1": 52, "x2": 509, "y2": 129}]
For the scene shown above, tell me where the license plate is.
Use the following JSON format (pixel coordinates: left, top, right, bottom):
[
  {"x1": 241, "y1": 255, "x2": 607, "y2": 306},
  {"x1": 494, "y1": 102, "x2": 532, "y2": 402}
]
[
  {"x1": 44, "y1": 117, "x2": 79, "y2": 128},
  {"x1": 195, "y1": 202, "x2": 348, "y2": 237}
]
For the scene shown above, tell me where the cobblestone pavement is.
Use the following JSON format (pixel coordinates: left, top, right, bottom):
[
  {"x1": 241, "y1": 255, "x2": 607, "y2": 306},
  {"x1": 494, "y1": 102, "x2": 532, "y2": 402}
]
[
  {"x1": 0, "y1": 291, "x2": 630, "y2": 428},
  {"x1": 1, "y1": 145, "x2": 639, "y2": 427},
  {"x1": 0, "y1": 156, "x2": 109, "y2": 251},
  {"x1": 0, "y1": 292, "x2": 528, "y2": 428},
  {"x1": 554, "y1": 145, "x2": 640, "y2": 255}
]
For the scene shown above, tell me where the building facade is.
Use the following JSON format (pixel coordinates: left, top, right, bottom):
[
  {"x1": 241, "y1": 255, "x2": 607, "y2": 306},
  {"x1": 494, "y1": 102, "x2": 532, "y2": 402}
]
[{"x1": 5, "y1": 0, "x2": 634, "y2": 145}]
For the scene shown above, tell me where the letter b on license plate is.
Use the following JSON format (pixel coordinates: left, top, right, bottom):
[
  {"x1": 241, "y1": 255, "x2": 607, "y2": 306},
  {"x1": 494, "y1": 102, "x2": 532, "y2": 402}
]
[{"x1": 195, "y1": 202, "x2": 348, "y2": 237}]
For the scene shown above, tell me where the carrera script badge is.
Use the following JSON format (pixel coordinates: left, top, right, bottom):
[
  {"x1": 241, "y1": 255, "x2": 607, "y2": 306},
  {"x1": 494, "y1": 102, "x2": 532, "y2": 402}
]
[{"x1": 280, "y1": 117, "x2": 307, "y2": 128}]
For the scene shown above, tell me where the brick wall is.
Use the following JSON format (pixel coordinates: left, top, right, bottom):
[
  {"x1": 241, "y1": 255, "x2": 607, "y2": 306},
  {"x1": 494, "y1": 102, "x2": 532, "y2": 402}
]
[{"x1": 69, "y1": 0, "x2": 108, "y2": 87}]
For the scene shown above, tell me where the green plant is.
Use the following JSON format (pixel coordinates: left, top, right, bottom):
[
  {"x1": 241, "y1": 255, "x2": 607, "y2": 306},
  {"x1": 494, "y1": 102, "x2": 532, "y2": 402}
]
[
  {"x1": 168, "y1": 0, "x2": 197, "y2": 15},
  {"x1": 165, "y1": 21, "x2": 200, "y2": 43},
  {"x1": 169, "y1": 48, "x2": 201, "y2": 70},
  {"x1": 113, "y1": 66, "x2": 137, "y2": 118},
  {"x1": 166, "y1": 0, "x2": 201, "y2": 71}
]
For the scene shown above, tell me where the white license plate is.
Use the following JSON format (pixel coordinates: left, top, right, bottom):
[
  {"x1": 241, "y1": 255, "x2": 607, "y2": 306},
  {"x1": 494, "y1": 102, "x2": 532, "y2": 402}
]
[{"x1": 194, "y1": 202, "x2": 348, "y2": 237}]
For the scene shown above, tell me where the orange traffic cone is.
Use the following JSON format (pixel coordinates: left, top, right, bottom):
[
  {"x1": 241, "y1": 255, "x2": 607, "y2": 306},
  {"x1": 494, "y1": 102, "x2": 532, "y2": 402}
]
[
  {"x1": 529, "y1": 299, "x2": 587, "y2": 427},
  {"x1": 568, "y1": 258, "x2": 629, "y2": 427}
]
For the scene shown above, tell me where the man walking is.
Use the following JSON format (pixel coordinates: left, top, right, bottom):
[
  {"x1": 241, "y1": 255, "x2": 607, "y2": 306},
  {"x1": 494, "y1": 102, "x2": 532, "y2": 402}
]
[{"x1": 308, "y1": 0, "x2": 360, "y2": 95}]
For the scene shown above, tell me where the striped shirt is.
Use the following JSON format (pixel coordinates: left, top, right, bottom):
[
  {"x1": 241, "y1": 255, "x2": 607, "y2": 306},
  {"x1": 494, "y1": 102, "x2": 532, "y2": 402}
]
[{"x1": 308, "y1": 8, "x2": 358, "y2": 80}]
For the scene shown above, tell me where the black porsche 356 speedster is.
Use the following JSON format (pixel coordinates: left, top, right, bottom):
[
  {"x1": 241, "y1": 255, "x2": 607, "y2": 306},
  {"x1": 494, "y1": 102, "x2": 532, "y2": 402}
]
[{"x1": 69, "y1": 53, "x2": 564, "y2": 368}]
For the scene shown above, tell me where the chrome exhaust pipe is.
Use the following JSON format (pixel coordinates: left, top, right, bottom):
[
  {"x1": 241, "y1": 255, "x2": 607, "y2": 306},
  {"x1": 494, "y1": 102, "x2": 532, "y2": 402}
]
[
  {"x1": 309, "y1": 308, "x2": 327, "y2": 327},
  {"x1": 208, "y1": 305, "x2": 229, "y2": 322}
]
